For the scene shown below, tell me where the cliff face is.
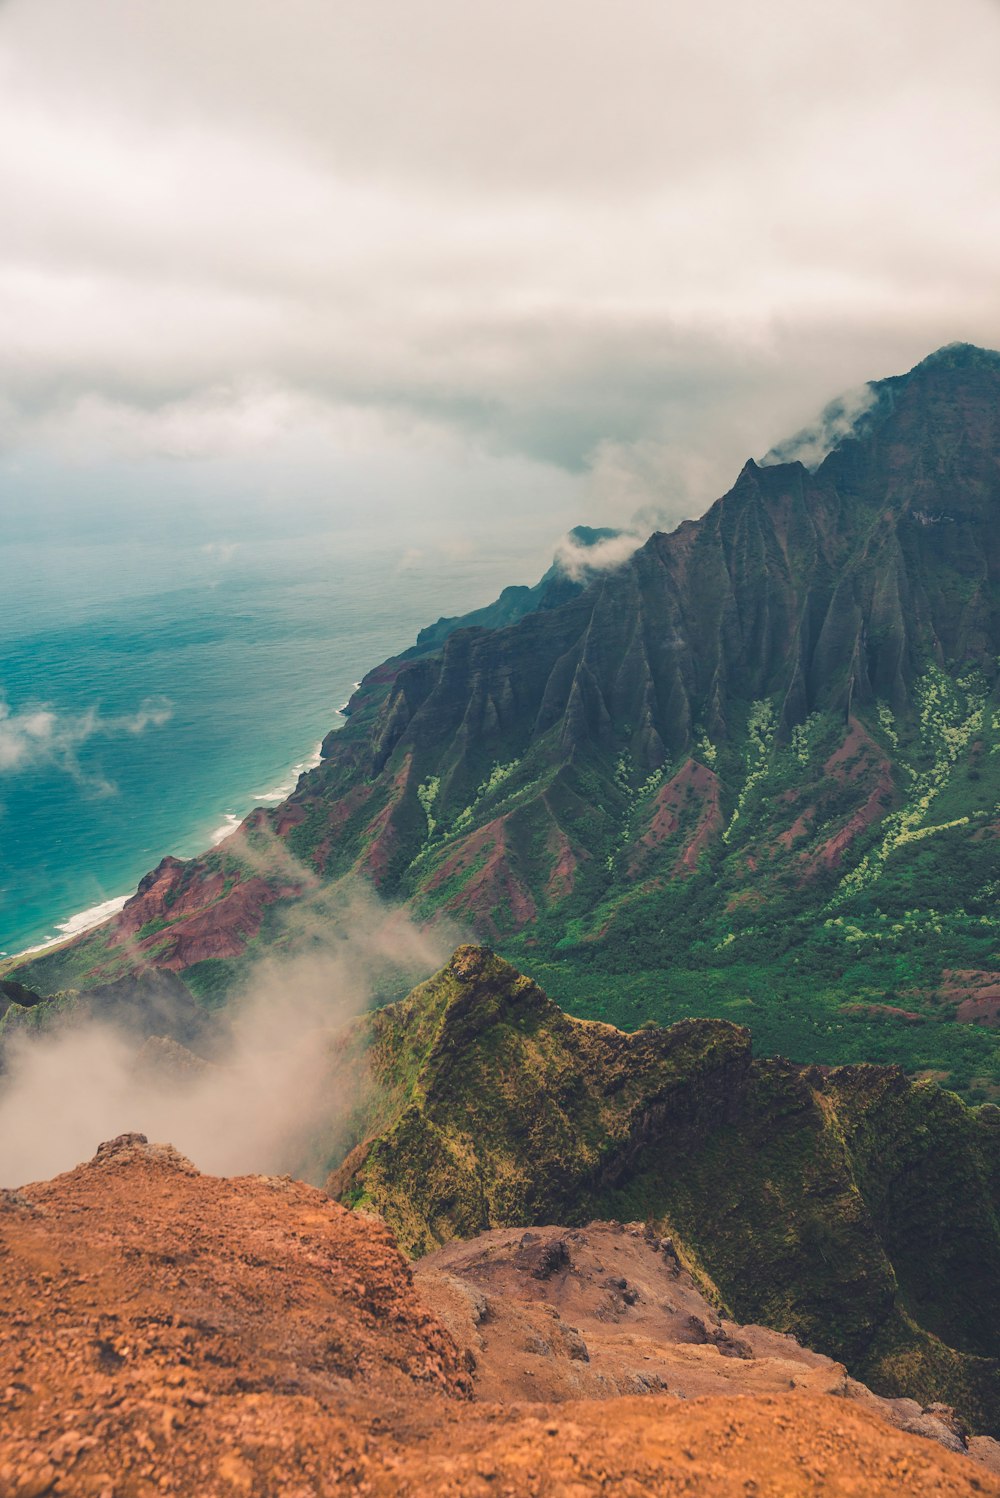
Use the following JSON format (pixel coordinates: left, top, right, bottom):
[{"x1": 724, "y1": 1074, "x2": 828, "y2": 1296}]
[
  {"x1": 328, "y1": 947, "x2": 1000, "y2": 1434},
  {"x1": 319, "y1": 342, "x2": 1000, "y2": 783},
  {"x1": 415, "y1": 1219, "x2": 998, "y2": 1467}
]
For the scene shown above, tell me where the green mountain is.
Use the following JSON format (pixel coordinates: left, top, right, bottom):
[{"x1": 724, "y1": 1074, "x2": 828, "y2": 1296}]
[
  {"x1": 327, "y1": 946, "x2": 1000, "y2": 1434},
  {"x1": 12, "y1": 344, "x2": 1000, "y2": 1095}
]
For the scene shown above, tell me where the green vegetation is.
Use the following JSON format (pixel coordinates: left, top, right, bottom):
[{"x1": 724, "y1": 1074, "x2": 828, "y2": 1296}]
[
  {"x1": 467, "y1": 669, "x2": 1000, "y2": 1101},
  {"x1": 510, "y1": 956, "x2": 1000, "y2": 1102},
  {"x1": 331, "y1": 947, "x2": 1000, "y2": 1433}
]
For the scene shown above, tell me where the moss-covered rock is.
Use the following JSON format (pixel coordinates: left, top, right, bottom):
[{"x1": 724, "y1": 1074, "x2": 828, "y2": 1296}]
[{"x1": 329, "y1": 945, "x2": 1000, "y2": 1432}]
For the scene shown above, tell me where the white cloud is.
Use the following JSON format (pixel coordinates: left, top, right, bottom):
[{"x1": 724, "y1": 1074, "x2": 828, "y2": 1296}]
[
  {"x1": 0, "y1": 697, "x2": 173, "y2": 792},
  {"x1": 553, "y1": 529, "x2": 646, "y2": 582},
  {"x1": 0, "y1": 0, "x2": 997, "y2": 515},
  {"x1": 0, "y1": 706, "x2": 58, "y2": 772},
  {"x1": 762, "y1": 384, "x2": 880, "y2": 471}
]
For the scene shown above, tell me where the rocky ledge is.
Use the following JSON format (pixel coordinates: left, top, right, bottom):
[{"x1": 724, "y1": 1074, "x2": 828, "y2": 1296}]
[{"x1": 0, "y1": 1138, "x2": 998, "y2": 1496}]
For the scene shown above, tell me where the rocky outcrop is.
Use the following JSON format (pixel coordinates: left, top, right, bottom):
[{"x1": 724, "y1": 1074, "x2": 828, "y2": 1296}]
[
  {"x1": 328, "y1": 947, "x2": 753, "y2": 1254},
  {"x1": 328, "y1": 947, "x2": 1000, "y2": 1434},
  {"x1": 0, "y1": 1133, "x2": 467, "y2": 1496},
  {"x1": 1, "y1": 1136, "x2": 997, "y2": 1496},
  {"x1": 0, "y1": 978, "x2": 42, "y2": 1018},
  {"x1": 416, "y1": 1220, "x2": 1000, "y2": 1472}
]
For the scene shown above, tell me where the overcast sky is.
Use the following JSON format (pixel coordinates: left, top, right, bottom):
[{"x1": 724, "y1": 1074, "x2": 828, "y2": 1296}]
[{"x1": 2, "y1": 0, "x2": 999, "y2": 536}]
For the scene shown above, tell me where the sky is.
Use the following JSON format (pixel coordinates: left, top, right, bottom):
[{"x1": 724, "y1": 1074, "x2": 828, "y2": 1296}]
[{"x1": 2, "y1": 0, "x2": 1000, "y2": 538}]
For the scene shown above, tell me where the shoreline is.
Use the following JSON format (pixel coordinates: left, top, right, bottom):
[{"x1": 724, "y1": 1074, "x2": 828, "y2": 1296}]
[
  {"x1": 3, "y1": 736, "x2": 330, "y2": 964},
  {"x1": 10, "y1": 894, "x2": 133, "y2": 959}
]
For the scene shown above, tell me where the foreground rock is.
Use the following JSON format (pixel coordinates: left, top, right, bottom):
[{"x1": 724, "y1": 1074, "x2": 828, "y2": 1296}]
[
  {"x1": 0, "y1": 1133, "x2": 466, "y2": 1496},
  {"x1": 1, "y1": 1138, "x2": 998, "y2": 1496},
  {"x1": 417, "y1": 1221, "x2": 1000, "y2": 1469}
]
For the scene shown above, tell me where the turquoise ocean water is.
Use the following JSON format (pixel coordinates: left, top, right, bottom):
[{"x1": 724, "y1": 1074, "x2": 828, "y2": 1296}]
[{"x1": 0, "y1": 494, "x2": 554, "y2": 956}]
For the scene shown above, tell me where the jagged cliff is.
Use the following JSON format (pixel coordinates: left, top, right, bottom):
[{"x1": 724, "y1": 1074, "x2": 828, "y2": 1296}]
[{"x1": 12, "y1": 346, "x2": 999, "y2": 1100}]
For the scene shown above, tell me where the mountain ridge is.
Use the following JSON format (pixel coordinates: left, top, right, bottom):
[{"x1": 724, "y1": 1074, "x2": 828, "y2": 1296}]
[{"x1": 9, "y1": 343, "x2": 1000, "y2": 1098}]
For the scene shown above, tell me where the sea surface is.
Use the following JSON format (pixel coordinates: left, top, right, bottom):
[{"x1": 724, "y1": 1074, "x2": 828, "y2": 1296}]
[{"x1": 0, "y1": 496, "x2": 557, "y2": 956}]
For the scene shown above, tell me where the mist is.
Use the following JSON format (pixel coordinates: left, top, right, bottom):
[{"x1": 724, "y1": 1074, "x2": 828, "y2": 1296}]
[
  {"x1": 553, "y1": 528, "x2": 647, "y2": 582},
  {"x1": 0, "y1": 694, "x2": 173, "y2": 789},
  {"x1": 0, "y1": 883, "x2": 459, "y2": 1189},
  {"x1": 3, "y1": 0, "x2": 999, "y2": 538},
  {"x1": 761, "y1": 384, "x2": 880, "y2": 471}
]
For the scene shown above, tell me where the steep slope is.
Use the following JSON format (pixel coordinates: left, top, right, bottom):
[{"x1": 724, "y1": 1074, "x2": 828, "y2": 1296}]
[
  {"x1": 327, "y1": 947, "x2": 1000, "y2": 1433},
  {"x1": 10, "y1": 345, "x2": 1000, "y2": 1093},
  {"x1": 416, "y1": 1219, "x2": 999, "y2": 1469},
  {"x1": 0, "y1": 1131, "x2": 468, "y2": 1496},
  {"x1": 2, "y1": 1133, "x2": 998, "y2": 1497}
]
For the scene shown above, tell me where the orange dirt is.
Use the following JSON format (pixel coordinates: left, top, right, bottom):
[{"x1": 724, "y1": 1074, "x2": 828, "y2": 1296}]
[
  {"x1": 840, "y1": 1002, "x2": 925, "y2": 1024},
  {"x1": 938, "y1": 969, "x2": 1000, "y2": 1027},
  {"x1": 416, "y1": 1222, "x2": 998, "y2": 1462},
  {"x1": 425, "y1": 816, "x2": 538, "y2": 935},
  {"x1": 1, "y1": 1141, "x2": 997, "y2": 1498},
  {"x1": 813, "y1": 718, "x2": 895, "y2": 869},
  {"x1": 631, "y1": 759, "x2": 723, "y2": 877},
  {"x1": 107, "y1": 857, "x2": 299, "y2": 970},
  {"x1": 356, "y1": 753, "x2": 415, "y2": 885},
  {"x1": 543, "y1": 803, "x2": 581, "y2": 905}
]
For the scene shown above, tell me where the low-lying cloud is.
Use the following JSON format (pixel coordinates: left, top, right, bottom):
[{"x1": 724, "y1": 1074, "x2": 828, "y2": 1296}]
[
  {"x1": 0, "y1": 882, "x2": 460, "y2": 1188},
  {"x1": 0, "y1": 696, "x2": 172, "y2": 791},
  {"x1": 761, "y1": 384, "x2": 880, "y2": 471},
  {"x1": 553, "y1": 529, "x2": 647, "y2": 583}
]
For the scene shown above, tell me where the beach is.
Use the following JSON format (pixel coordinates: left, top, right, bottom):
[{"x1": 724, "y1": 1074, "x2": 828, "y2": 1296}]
[{"x1": 0, "y1": 507, "x2": 552, "y2": 959}]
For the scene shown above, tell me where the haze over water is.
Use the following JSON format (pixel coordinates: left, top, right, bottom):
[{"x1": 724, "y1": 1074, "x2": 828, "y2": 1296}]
[{"x1": 0, "y1": 481, "x2": 563, "y2": 956}]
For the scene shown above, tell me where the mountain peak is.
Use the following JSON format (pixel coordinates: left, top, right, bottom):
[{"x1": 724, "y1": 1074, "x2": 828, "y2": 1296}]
[
  {"x1": 762, "y1": 342, "x2": 1000, "y2": 473},
  {"x1": 906, "y1": 341, "x2": 1000, "y2": 377}
]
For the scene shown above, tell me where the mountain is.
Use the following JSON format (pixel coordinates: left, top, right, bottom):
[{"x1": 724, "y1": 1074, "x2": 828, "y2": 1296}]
[
  {"x1": 2, "y1": 1131, "x2": 998, "y2": 1494},
  {"x1": 398, "y1": 524, "x2": 622, "y2": 660},
  {"x1": 326, "y1": 947, "x2": 1000, "y2": 1434},
  {"x1": 10, "y1": 344, "x2": 1000, "y2": 1096}
]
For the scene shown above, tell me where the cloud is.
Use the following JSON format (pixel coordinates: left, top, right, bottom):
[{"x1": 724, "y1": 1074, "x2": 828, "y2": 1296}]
[
  {"x1": 0, "y1": 697, "x2": 173, "y2": 792},
  {"x1": 553, "y1": 529, "x2": 647, "y2": 582},
  {"x1": 0, "y1": 0, "x2": 996, "y2": 512},
  {"x1": 0, "y1": 883, "x2": 460, "y2": 1187},
  {"x1": 761, "y1": 384, "x2": 880, "y2": 471}
]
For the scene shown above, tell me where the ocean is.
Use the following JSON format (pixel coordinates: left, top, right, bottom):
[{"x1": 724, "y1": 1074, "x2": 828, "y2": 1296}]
[{"x1": 0, "y1": 494, "x2": 559, "y2": 956}]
